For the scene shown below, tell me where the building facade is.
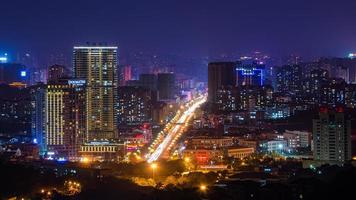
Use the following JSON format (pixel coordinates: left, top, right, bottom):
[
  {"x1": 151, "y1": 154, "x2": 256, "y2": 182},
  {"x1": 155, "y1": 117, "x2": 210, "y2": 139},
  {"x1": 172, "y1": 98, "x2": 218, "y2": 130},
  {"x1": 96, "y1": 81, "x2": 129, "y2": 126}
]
[
  {"x1": 313, "y1": 107, "x2": 351, "y2": 164},
  {"x1": 73, "y1": 46, "x2": 118, "y2": 140}
]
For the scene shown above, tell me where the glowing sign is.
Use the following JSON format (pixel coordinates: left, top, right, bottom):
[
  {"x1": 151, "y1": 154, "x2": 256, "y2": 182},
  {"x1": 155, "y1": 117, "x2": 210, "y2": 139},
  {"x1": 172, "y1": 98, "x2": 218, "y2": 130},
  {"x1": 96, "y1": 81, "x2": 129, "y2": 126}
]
[
  {"x1": 349, "y1": 53, "x2": 356, "y2": 59},
  {"x1": 20, "y1": 71, "x2": 27, "y2": 77},
  {"x1": 68, "y1": 79, "x2": 86, "y2": 86},
  {"x1": 0, "y1": 57, "x2": 7, "y2": 62}
]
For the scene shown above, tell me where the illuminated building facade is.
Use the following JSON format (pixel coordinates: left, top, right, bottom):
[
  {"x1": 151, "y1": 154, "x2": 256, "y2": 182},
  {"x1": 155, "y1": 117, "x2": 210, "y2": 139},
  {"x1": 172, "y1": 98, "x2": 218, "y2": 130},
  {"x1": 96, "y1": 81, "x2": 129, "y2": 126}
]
[
  {"x1": 32, "y1": 80, "x2": 86, "y2": 159},
  {"x1": 78, "y1": 141, "x2": 124, "y2": 162},
  {"x1": 276, "y1": 65, "x2": 303, "y2": 96},
  {"x1": 236, "y1": 64, "x2": 265, "y2": 86},
  {"x1": 73, "y1": 46, "x2": 118, "y2": 140},
  {"x1": 313, "y1": 107, "x2": 351, "y2": 164},
  {"x1": 117, "y1": 86, "x2": 154, "y2": 125}
]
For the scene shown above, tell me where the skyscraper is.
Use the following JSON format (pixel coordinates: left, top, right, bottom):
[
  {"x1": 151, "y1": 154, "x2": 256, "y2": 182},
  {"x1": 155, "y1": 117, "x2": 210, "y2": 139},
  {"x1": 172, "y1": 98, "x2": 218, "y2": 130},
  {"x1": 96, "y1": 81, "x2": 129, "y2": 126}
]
[
  {"x1": 32, "y1": 80, "x2": 86, "y2": 158},
  {"x1": 313, "y1": 107, "x2": 351, "y2": 164},
  {"x1": 157, "y1": 73, "x2": 175, "y2": 100},
  {"x1": 139, "y1": 73, "x2": 157, "y2": 91},
  {"x1": 208, "y1": 62, "x2": 236, "y2": 103},
  {"x1": 73, "y1": 46, "x2": 118, "y2": 140}
]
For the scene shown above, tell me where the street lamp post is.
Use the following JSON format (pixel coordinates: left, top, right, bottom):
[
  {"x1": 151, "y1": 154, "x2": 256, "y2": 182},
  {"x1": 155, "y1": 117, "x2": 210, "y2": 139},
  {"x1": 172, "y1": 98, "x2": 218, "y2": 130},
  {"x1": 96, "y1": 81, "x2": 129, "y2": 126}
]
[{"x1": 151, "y1": 163, "x2": 157, "y2": 179}]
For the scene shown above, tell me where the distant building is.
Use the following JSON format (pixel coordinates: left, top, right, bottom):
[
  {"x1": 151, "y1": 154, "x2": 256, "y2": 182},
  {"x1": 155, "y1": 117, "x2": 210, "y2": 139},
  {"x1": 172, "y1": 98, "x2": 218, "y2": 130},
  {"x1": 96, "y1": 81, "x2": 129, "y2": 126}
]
[
  {"x1": 227, "y1": 147, "x2": 255, "y2": 159},
  {"x1": 139, "y1": 73, "x2": 157, "y2": 91},
  {"x1": 313, "y1": 107, "x2": 351, "y2": 164},
  {"x1": 189, "y1": 136, "x2": 234, "y2": 149},
  {"x1": 283, "y1": 130, "x2": 311, "y2": 149},
  {"x1": 264, "y1": 104, "x2": 290, "y2": 119},
  {"x1": 208, "y1": 62, "x2": 236, "y2": 103},
  {"x1": 276, "y1": 65, "x2": 303, "y2": 96},
  {"x1": 47, "y1": 64, "x2": 69, "y2": 83},
  {"x1": 236, "y1": 63, "x2": 265, "y2": 86},
  {"x1": 157, "y1": 73, "x2": 175, "y2": 100},
  {"x1": 216, "y1": 86, "x2": 238, "y2": 112},
  {"x1": 118, "y1": 65, "x2": 132, "y2": 86},
  {"x1": 259, "y1": 140, "x2": 287, "y2": 153},
  {"x1": 117, "y1": 86, "x2": 155, "y2": 125}
]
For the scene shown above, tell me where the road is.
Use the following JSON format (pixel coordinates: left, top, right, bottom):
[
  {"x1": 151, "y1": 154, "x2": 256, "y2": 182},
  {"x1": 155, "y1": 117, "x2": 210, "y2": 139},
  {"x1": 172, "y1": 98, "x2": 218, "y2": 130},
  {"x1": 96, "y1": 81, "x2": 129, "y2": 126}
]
[{"x1": 147, "y1": 95, "x2": 206, "y2": 163}]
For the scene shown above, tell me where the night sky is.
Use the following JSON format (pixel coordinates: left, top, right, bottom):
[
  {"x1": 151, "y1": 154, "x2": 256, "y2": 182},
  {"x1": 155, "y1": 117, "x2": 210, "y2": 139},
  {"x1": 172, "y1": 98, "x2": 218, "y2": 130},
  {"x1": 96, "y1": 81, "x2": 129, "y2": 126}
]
[{"x1": 1, "y1": 0, "x2": 356, "y2": 66}]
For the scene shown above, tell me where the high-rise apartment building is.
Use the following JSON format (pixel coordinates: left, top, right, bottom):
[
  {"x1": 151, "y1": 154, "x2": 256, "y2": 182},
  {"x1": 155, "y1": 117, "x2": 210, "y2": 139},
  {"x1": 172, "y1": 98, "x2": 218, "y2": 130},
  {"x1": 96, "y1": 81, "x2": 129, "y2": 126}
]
[
  {"x1": 313, "y1": 107, "x2": 351, "y2": 164},
  {"x1": 139, "y1": 73, "x2": 157, "y2": 91},
  {"x1": 208, "y1": 62, "x2": 237, "y2": 103},
  {"x1": 117, "y1": 86, "x2": 154, "y2": 125},
  {"x1": 73, "y1": 46, "x2": 118, "y2": 140},
  {"x1": 157, "y1": 73, "x2": 175, "y2": 100}
]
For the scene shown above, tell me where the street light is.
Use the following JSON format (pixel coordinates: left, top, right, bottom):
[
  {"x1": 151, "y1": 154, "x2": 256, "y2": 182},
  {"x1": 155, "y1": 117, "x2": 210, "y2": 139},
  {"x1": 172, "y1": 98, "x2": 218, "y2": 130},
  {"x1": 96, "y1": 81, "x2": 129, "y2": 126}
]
[
  {"x1": 200, "y1": 184, "x2": 207, "y2": 192},
  {"x1": 150, "y1": 163, "x2": 158, "y2": 179}
]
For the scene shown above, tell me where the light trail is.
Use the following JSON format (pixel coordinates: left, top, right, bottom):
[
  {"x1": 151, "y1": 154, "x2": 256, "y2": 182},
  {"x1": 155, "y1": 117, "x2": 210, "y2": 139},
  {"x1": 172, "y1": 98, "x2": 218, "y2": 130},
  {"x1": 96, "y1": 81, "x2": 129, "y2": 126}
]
[{"x1": 147, "y1": 95, "x2": 206, "y2": 163}]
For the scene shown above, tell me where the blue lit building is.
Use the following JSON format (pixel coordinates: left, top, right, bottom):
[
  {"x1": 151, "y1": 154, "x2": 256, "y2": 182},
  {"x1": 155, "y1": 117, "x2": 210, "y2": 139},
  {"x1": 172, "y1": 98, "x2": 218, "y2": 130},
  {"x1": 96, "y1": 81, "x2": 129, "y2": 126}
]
[
  {"x1": 31, "y1": 84, "x2": 47, "y2": 156},
  {"x1": 236, "y1": 64, "x2": 265, "y2": 86}
]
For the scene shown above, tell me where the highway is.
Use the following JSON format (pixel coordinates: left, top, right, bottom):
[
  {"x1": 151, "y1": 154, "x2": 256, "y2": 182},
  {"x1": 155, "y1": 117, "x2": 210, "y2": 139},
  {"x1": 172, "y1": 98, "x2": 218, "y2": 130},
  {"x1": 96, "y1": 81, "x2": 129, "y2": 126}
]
[{"x1": 147, "y1": 95, "x2": 206, "y2": 163}]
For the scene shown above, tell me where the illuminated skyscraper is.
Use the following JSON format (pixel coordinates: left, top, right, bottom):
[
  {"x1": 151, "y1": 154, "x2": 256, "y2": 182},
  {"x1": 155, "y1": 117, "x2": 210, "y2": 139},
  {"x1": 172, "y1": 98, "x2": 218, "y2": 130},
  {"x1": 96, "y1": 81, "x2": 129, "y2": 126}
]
[
  {"x1": 73, "y1": 46, "x2": 118, "y2": 140},
  {"x1": 32, "y1": 80, "x2": 86, "y2": 158}
]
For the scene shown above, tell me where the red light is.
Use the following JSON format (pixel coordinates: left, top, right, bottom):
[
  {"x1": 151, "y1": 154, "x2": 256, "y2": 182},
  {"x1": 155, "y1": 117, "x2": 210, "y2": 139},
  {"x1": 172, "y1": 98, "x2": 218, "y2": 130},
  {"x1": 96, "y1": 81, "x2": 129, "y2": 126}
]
[
  {"x1": 336, "y1": 107, "x2": 344, "y2": 113},
  {"x1": 319, "y1": 107, "x2": 328, "y2": 113}
]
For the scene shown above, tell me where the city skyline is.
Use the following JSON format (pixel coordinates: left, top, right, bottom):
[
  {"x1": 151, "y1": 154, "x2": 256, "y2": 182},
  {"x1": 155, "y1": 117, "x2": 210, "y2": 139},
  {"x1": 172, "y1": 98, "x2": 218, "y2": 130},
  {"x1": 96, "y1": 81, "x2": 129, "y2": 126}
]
[{"x1": 1, "y1": 1, "x2": 356, "y2": 200}]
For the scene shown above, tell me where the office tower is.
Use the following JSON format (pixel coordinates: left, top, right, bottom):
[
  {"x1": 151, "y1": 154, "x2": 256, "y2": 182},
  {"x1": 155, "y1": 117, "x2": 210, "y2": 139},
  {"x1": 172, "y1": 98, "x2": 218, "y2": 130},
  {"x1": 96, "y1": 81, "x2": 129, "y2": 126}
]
[
  {"x1": 313, "y1": 107, "x2": 351, "y2": 164},
  {"x1": 32, "y1": 80, "x2": 86, "y2": 158},
  {"x1": 117, "y1": 86, "x2": 154, "y2": 125},
  {"x1": 139, "y1": 73, "x2": 157, "y2": 91},
  {"x1": 208, "y1": 62, "x2": 237, "y2": 103},
  {"x1": 276, "y1": 65, "x2": 303, "y2": 95},
  {"x1": 47, "y1": 64, "x2": 69, "y2": 83},
  {"x1": 157, "y1": 73, "x2": 175, "y2": 100},
  {"x1": 73, "y1": 46, "x2": 118, "y2": 140},
  {"x1": 236, "y1": 64, "x2": 265, "y2": 86}
]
